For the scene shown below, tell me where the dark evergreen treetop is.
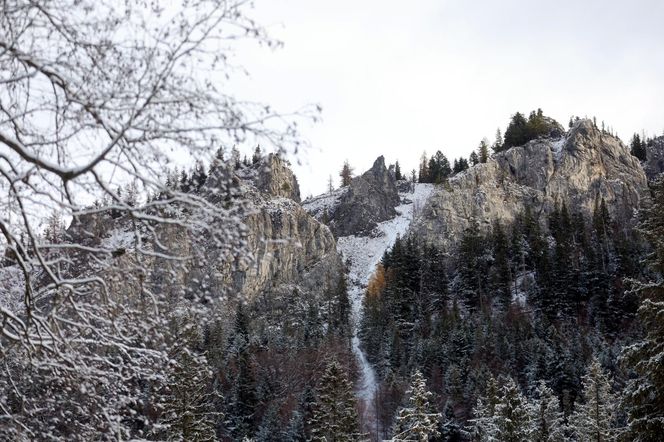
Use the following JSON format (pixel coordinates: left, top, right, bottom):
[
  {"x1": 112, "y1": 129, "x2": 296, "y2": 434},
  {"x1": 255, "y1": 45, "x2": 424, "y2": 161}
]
[{"x1": 499, "y1": 108, "x2": 563, "y2": 152}]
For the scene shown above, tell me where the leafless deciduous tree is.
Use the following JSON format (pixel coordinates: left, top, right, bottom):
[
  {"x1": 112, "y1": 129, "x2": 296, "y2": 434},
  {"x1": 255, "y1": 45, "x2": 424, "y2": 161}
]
[{"x1": 0, "y1": 0, "x2": 315, "y2": 439}]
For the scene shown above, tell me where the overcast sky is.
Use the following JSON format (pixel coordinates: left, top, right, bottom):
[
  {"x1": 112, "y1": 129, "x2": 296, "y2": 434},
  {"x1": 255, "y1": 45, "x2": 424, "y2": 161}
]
[{"x1": 230, "y1": 0, "x2": 664, "y2": 197}]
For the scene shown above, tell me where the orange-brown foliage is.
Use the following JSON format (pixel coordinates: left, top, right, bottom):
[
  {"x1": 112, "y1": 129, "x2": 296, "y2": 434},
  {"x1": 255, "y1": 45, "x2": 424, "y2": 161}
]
[{"x1": 366, "y1": 264, "x2": 386, "y2": 299}]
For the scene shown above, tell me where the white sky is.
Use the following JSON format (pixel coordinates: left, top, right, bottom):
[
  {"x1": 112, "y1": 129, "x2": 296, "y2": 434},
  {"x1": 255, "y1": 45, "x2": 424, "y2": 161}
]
[{"x1": 230, "y1": 0, "x2": 664, "y2": 197}]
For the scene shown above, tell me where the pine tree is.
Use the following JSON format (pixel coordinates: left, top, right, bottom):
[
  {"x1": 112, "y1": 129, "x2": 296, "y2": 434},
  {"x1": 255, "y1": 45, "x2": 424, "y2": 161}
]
[
  {"x1": 329, "y1": 274, "x2": 351, "y2": 337},
  {"x1": 395, "y1": 161, "x2": 403, "y2": 181},
  {"x1": 470, "y1": 376, "x2": 500, "y2": 441},
  {"x1": 470, "y1": 397, "x2": 496, "y2": 441},
  {"x1": 285, "y1": 386, "x2": 315, "y2": 442},
  {"x1": 503, "y1": 112, "x2": 528, "y2": 150},
  {"x1": 226, "y1": 304, "x2": 257, "y2": 438},
  {"x1": 310, "y1": 360, "x2": 360, "y2": 442},
  {"x1": 419, "y1": 244, "x2": 448, "y2": 314},
  {"x1": 180, "y1": 169, "x2": 191, "y2": 192},
  {"x1": 252, "y1": 145, "x2": 262, "y2": 164},
  {"x1": 630, "y1": 133, "x2": 647, "y2": 162},
  {"x1": 392, "y1": 370, "x2": 441, "y2": 441},
  {"x1": 479, "y1": 138, "x2": 490, "y2": 163},
  {"x1": 231, "y1": 147, "x2": 241, "y2": 169},
  {"x1": 622, "y1": 176, "x2": 664, "y2": 441},
  {"x1": 458, "y1": 218, "x2": 488, "y2": 310},
  {"x1": 529, "y1": 380, "x2": 566, "y2": 442},
  {"x1": 428, "y1": 156, "x2": 440, "y2": 183},
  {"x1": 419, "y1": 152, "x2": 429, "y2": 183},
  {"x1": 160, "y1": 340, "x2": 220, "y2": 441},
  {"x1": 469, "y1": 151, "x2": 479, "y2": 166},
  {"x1": 570, "y1": 357, "x2": 618, "y2": 442},
  {"x1": 192, "y1": 161, "x2": 208, "y2": 190},
  {"x1": 255, "y1": 403, "x2": 282, "y2": 442},
  {"x1": 44, "y1": 210, "x2": 64, "y2": 244},
  {"x1": 340, "y1": 160, "x2": 354, "y2": 187},
  {"x1": 440, "y1": 402, "x2": 463, "y2": 442},
  {"x1": 493, "y1": 128, "x2": 504, "y2": 152},
  {"x1": 494, "y1": 378, "x2": 531, "y2": 442},
  {"x1": 436, "y1": 151, "x2": 452, "y2": 180},
  {"x1": 491, "y1": 221, "x2": 512, "y2": 307}
]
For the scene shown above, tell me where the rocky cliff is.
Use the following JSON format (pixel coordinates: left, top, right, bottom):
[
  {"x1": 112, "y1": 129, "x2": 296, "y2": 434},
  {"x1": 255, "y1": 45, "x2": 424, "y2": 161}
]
[
  {"x1": 304, "y1": 156, "x2": 400, "y2": 237},
  {"x1": 65, "y1": 154, "x2": 340, "y2": 304},
  {"x1": 412, "y1": 119, "x2": 649, "y2": 249},
  {"x1": 238, "y1": 153, "x2": 302, "y2": 203},
  {"x1": 645, "y1": 136, "x2": 664, "y2": 180},
  {"x1": 187, "y1": 154, "x2": 341, "y2": 301},
  {"x1": 224, "y1": 190, "x2": 340, "y2": 300}
]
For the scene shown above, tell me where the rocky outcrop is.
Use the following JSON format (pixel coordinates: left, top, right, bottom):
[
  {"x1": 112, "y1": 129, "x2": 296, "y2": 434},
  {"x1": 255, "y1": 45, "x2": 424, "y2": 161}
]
[
  {"x1": 412, "y1": 119, "x2": 649, "y2": 250},
  {"x1": 645, "y1": 136, "x2": 664, "y2": 180},
  {"x1": 315, "y1": 156, "x2": 400, "y2": 237},
  {"x1": 66, "y1": 154, "x2": 339, "y2": 303},
  {"x1": 220, "y1": 190, "x2": 340, "y2": 299},
  {"x1": 190, "y1": 158, "x2": 339, "y2": 300},
  {"x1": 238, "y1": 153, "x2": 301, "y2": 202}
]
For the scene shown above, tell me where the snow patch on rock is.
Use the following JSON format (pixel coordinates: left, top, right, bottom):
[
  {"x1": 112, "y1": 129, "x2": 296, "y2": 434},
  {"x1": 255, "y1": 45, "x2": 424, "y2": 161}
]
[
  {"x1": 302, "y1": 187, "x2": 348, "y2": 220},
  {"x1": 550, "y1": 137, "x2": 567, "y2": 161}
]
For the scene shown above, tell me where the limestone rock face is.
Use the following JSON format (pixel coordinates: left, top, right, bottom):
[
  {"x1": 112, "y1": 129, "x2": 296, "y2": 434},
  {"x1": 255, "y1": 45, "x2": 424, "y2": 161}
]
[
  {"x1": 321, "y1": 156, "x2": 400, "y2": 237},
  {"x1": 221, "y1": 192, "x2": 340, "y2": 299},
  {"x1": 412, "y1": 119, "x2": 649, "y2": 250},
  {"x1": 66, "y1": 155, "x2": 338, "y2": 304},
  {"x1": 195, "y1": 159, "x2": 338, "y2": 300},
  {"x1": 645, "y1": 136, "x2": 664, "y2": 180},
  {"x1": 239, "y1": 153, "x2": 301, "y2": 202}
]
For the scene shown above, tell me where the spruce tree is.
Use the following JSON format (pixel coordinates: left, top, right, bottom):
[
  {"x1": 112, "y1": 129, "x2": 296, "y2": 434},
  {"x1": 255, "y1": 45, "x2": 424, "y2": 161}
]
[
  {"x1": 493, "y1": 128, "x2": 504, "y2": 153},
  {"x1": 160, "y1": 325, "x2": 220, "y2": 442},
  {"x1": 255, "y1": 403, "x2": 282, "y2": 442},
  {"x1": 226, "y1": 305, "x2": 257, "y2": 438},
  {"x1": 395, "y1": 161, "x2": 403, "y2": 181},
  {"x1": 503, "y1": 112, "x2": 528, "y2": 150},
  {"x1": 491, "y1": 221, "x2": 512, "y2": 307},
  {"x1": 452, "y1": 158, "x2": 460, "y2": 174},
  {"x1": 252, "y1": 145, "x2": 262, "y2": 164},
  {"x1": 622, "y1": 176, "x2": 664, "y2": 441},
  {"x1": 192, "y1": 161, "x2": 208, "y2": 190},
  {"x1": 529, "y1": 380, "x2": 566, "y2": 442},
  {"x1": 340, "y1": 160, "x2": 354, "y2": 187},
  {"x1": 392, "y1": 370, "x2": 441, "y2": 441},
  {"x1": 436, "y1": 151, "x2": 452, "y2": 180},
  {"x1": 469, "y1": 151, "x2": 479, "y2": 166},
  {"x1": 469, "y1": 376, "x2": 500, "y2": 441},
  {"x1": 458, "y1": 218, "x2": 488, "y2": 310},
  {"x1": 630, "y1": 133, "x2": 647, "y2": 162},
  {"x1": 570, "y1": 357, "x2": 618, "y2": 442},
  {"x1": 285, "y1": 386, "x2": 316, "y2": 442},
  {"x1": 479, "y1": 138, "x2": 490, "y2": 163},
  {"x1": 428, "y1": 156, "x2": 440, "y2": 184},
  {"x1": 310, "y1": 360, "x2": 360, "y2": 442},
  {"x1": 439, "y1": 402, "x2": 463, "y2": 442},
  {"x1": 494, "y1": 377, "x2": 531, "y2": 442},
  {"x1": 419, "y1": 152, "x2": 429, "y2": 183}
]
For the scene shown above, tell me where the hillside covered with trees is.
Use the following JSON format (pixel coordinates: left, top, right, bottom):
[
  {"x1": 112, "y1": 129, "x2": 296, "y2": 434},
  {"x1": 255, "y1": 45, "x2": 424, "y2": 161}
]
[{"x1": 1, "y1": 1, "x2": 664, "y2": 441}]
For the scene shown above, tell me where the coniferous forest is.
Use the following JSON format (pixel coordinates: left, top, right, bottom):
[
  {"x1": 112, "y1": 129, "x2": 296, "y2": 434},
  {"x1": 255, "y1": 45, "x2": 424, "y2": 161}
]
[{"x1": 2, "y1": 1, "x2": 664, "y2": 441}]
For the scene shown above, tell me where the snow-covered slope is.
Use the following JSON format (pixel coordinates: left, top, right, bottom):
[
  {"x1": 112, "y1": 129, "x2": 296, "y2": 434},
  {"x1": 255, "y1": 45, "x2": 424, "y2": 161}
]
[
  {"x1": 336, "y1": 183, "x2": 434, "y2": 435},
  {"x1": 302, "y1": 186, "x2": 348, "y2": 220}
]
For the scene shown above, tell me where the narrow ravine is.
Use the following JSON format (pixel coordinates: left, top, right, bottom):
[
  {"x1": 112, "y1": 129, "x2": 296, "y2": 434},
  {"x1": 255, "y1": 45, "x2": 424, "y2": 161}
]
[{"x1": 336, "y1": 184, "x2": 434, "y2": 439}]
